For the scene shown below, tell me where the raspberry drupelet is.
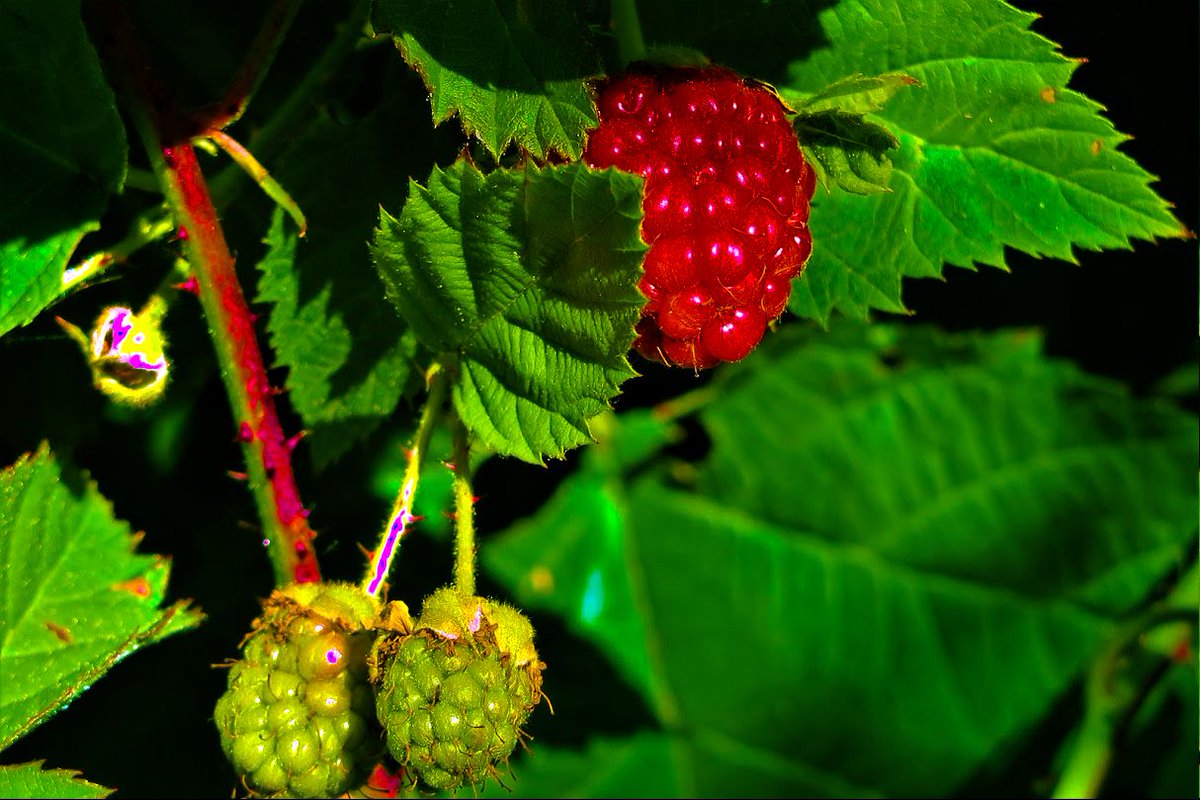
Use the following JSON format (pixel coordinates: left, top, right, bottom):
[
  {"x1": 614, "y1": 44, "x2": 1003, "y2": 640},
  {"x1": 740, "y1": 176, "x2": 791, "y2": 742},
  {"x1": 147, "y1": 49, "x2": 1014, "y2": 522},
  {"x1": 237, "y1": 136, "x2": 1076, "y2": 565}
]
[{"x1": 584, "y1": 65, "x2": 816, "y2": 369}]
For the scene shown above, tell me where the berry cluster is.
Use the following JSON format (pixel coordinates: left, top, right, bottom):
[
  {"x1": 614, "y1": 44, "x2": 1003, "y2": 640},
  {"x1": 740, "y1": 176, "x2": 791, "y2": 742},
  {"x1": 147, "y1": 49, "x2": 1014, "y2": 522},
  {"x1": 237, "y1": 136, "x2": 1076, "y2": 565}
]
[
  {"x1": 213, "y1": 583, "x2": 382, "y2": 798},
  {"x1": 215, "y1": 584, "x2": 545, "y2": 798},
  {"x1": 585, "y1": 65, "x2": 816, "y2": 368}
]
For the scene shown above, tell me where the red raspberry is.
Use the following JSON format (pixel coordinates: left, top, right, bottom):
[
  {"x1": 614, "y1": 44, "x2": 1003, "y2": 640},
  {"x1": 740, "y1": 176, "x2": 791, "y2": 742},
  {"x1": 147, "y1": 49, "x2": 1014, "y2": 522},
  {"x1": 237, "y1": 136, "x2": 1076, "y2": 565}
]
[{"x1": 585, "y1": 66, "x2": 816, "y2": 368}]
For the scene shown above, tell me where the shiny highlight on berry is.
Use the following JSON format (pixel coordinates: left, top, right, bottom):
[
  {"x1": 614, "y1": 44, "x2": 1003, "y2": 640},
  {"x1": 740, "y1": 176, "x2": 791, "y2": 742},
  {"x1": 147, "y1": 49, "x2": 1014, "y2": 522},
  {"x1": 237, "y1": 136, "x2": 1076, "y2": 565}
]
[{"x1": 584, "y1": 65, "x2": 816, "y2": 368}]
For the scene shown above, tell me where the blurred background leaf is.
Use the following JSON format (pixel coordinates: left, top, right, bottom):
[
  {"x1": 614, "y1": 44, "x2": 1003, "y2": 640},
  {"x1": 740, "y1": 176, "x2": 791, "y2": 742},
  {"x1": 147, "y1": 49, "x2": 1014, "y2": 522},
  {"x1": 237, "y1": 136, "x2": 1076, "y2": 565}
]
[{"x1": 479, "y1": 323, "x2": 1197, "y2": 797}]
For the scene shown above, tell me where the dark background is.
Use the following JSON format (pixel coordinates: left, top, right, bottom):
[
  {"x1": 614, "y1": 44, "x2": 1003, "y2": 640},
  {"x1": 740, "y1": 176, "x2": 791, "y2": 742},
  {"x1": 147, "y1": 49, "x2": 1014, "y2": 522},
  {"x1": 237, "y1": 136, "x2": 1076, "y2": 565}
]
[{"x1": 1, "y1": 1, "x2": 1195, "y2": 797}]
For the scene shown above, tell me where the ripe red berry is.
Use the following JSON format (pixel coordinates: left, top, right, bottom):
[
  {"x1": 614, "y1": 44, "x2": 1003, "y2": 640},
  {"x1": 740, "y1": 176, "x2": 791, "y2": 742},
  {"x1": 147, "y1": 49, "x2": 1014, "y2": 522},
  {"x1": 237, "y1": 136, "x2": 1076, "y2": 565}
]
[{"x1": 585, "y1": 65, "x2": 815, "y2": 368}]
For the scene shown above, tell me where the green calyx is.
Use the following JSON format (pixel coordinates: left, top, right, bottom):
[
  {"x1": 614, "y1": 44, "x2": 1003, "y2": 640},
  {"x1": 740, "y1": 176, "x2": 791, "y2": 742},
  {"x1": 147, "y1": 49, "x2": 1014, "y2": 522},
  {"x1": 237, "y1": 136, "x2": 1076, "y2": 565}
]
[
  {"x1": 214, "y1": 581, "x2": 383, "y2": 798},
  {"x1": 415, "y1": 586, "x2": 538, "y2": 666},
  {"x1": 371, "y1": 586, "x2": 545, "y2": 792}
]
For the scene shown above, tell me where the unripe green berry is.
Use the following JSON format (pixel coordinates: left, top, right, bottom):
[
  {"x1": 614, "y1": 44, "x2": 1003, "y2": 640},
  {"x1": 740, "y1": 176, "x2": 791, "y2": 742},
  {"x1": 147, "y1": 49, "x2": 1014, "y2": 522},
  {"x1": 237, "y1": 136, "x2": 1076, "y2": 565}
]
[
  {"x1": 214, "y1": 582, "x2": 383, "y2": 798},
  {"x1": 369, "y1": 587, "x2": 546, "y2": 793}
]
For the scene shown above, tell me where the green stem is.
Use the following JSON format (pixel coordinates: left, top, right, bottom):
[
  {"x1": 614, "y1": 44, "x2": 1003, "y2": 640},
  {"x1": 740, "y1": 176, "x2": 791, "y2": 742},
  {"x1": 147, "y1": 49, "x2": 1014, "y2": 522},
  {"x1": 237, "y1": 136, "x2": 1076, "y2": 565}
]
[
  {"x1": 450, "y1": 410, "x2": 477, "y2": 596},
  {"x1": 611, "y1": 0, "x2": 646, "y2": 66},
  {"x1": 362, "y1": 365, "x2": 449, "y2": 598},
  {"x1": 207, "y1": 129, "x2": 307, "y2": 235},
  {"x1": 73, "y1": 0, "x2": 367, "y2": 285},
  {"x1": 1050, "y1": 608, "x2": 1196, "y2": 799},
  {"x1": 61, "y1": 207, "x2": 174, "y2": 294},
  {"x1": 123, "y1": 167, "x2": 162, "y2": 193},
  {"x1": 91, "y1": 0, "x2": 321, "y2": 585},
  {"x1": 652, "y1": 384, "x2": 718, "y2": 422},
  {"x1": 1051, "y1": 702, "x2": 1114, "y2": 799}
]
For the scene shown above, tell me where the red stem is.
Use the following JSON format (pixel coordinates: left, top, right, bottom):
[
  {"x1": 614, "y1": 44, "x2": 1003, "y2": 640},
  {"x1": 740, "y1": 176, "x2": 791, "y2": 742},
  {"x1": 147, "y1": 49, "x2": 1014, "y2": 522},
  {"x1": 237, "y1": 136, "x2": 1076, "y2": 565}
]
[{"x1": 88, "y1": 0, "x2": 320, "y2": 585}]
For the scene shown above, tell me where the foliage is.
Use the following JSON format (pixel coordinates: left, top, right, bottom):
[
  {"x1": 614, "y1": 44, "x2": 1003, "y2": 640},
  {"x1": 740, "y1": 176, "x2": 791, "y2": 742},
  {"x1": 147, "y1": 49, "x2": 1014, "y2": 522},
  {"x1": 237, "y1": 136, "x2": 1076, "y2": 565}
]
[{"x1": 0, "y1": 0, "x2": 1193, "y2": 798}]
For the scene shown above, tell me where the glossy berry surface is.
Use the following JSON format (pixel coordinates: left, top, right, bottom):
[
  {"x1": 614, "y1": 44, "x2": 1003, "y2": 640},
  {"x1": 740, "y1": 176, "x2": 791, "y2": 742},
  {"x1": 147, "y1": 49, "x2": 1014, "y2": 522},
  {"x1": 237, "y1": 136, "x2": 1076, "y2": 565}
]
[
  {"x1": 213, "y1": 583, "x2": 381, "y2": 798},
  {"x1": 585, "y1": 65, "x2": 816, "y2": 368}
]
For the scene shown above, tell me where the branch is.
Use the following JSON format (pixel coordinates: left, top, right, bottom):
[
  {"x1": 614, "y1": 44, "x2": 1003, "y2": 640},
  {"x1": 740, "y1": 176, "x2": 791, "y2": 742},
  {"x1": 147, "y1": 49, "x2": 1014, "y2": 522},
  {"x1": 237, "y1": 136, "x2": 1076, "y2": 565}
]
[{"x1": 88, "y1": 0, "x2": 321, "y2": 586}]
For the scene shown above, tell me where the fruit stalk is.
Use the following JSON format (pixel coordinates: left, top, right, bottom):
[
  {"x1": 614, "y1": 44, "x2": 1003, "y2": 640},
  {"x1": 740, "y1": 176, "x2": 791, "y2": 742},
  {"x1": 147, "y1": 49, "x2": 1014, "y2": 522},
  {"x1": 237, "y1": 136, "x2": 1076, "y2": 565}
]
[
  {"x1": 1050, "y1": 607, "x2": 1195, "y2": 798},
  {"x1": 450, "y1": 411, "x2": 477, "y2": 596},
  {"x1": 362, "y1": 365, "x2": 449, "y2": 598},
  {"x1": 207, "y1": 129, "x2": 308, "y2": 235},
  {"x1": 90, "y1": 0, "x2": 321, "y2": 586}
]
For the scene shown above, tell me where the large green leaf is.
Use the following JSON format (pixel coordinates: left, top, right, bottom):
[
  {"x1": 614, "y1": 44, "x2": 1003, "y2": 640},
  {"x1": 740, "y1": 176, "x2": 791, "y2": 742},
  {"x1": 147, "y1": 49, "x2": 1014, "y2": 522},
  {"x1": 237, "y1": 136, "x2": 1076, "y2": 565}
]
[
  {"x1": 0, "y1": 0, "x2": 127, "y2": 337},
  {"x1": 620, "y1": 484, "x2": 1107, "y2": 797},
  {"x1": 484, "y1": 324, "x2": 1196, "y2": 796},
  {"x1": 0, "y1": 444, "x2": 202, "y2": 750},
  {"x1": 0, "y1": 762, "x2": 109, "y2": 799},
  {"x1": 373, "y1": 162, "x2": 646, "y2": 463},
  {"x1": 699, "y1": 324, "x2": 1197, "y2": 614},
  {"x1": 372, "y1": 0, "x2": 600, "y2": 160},
  {"x1": 780, "y1": 0, "x2": 1186, "y2": 323}
]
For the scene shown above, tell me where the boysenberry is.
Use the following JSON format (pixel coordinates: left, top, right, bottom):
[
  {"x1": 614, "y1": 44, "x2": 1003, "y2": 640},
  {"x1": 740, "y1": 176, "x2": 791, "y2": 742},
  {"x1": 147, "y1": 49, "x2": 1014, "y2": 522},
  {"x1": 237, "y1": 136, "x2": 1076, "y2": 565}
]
[
  {"x1": 585, "y1": 65, "x2": 816, "y2": 368},
  {"x1": 370, "y1": 587, "x2": 544, "y2": 793},
  {"x1": 213, "y1": 582, "x2": 383, "y2": 798}
]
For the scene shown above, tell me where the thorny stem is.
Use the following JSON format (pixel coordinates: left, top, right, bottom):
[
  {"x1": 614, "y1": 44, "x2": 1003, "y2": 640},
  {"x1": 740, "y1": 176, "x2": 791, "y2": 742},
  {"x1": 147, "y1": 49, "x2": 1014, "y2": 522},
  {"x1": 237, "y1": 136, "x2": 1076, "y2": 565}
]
[
  {"x1": 90, "y1": 0, "x2": 321, "y2": 586},
  {"x1": 362, "y1": 366, "x2": 449, "y2": 599},
  {"x1": 450, "y1": 411, "x2": 477, "y2": 597},
  {"x1": 66, "y1": 0, "x2": 367, "y2": 288}
]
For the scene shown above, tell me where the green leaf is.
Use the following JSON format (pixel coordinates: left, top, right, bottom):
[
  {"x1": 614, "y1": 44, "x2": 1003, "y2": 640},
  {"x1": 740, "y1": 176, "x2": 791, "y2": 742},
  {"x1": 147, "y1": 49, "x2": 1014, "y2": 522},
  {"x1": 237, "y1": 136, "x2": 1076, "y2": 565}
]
[
  {"x1": 485, "y1": 325, "x2": 1196, "y2": 796},
  {"x1": 795, "y1": 111, "x2": 899, "y2": 194},
  {"x1": 373, "y1": 162, "x2": 646, "y2": 463},
  {"x1": 0, "y1": 0, "x2": 127, "y2": 337},
  {"x1": 781, "y1": 0, "x2": 1187, "y2": 323},
  {"x1": 792, "y1": 72, "x2": 921, "y2": 115},
  {"x1": 699, "y1": 324, "x2": 1198, "y2": 614},
  {"x1": 0, "y1": 762, "x2": 110, "y2": 799},
  {"x1": 372, "y1": 0, "x2": 600, "y2": 160},
  {"x1": 254, "y1": 89, "x2": 437, "y2": 467},
  {"x1": 624, "y1": 483, "x2": 1107, "y2": 797},
  {"x1": 0, "y1": 444, "x2": 202, "y2": 750}
]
